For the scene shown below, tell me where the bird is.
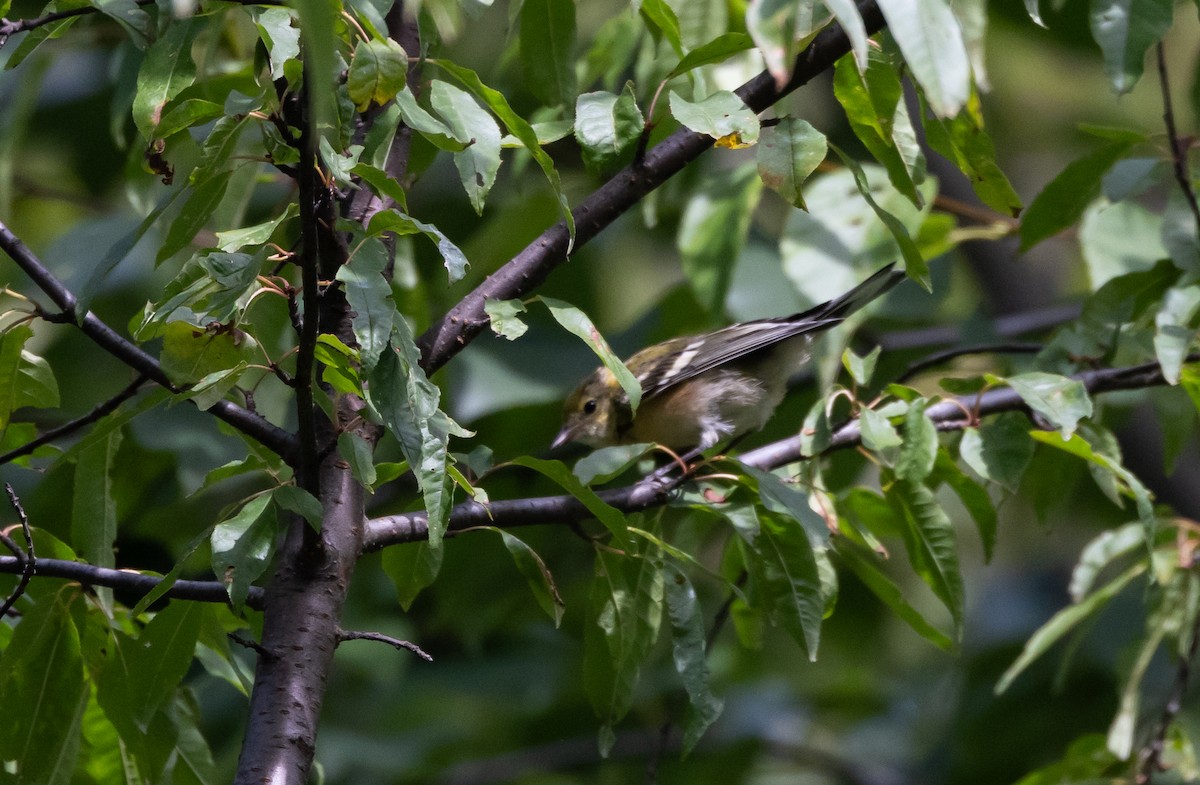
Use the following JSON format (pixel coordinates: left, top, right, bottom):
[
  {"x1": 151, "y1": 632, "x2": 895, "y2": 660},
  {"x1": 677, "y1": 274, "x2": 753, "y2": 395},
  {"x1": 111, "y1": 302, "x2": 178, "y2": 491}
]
[{"x1": 552, "y1": 263, "x2": 907, "y2": 451}]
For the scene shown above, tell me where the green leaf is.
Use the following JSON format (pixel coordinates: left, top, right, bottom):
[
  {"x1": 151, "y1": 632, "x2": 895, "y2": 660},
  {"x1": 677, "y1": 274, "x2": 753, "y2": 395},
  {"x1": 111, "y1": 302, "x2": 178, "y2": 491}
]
[
  {"x1": 159, "y1": 321, "x2": 257, "y2": 387},
  {"x1": 128, "y1": 601, "x2": 204, "y2": 728},
  {"x1": 996, "y1": 562, "x2": 1145, "y2": 693},
  {"x1": 932, "y1": 449, "x2": 997, "y2": 561},
  {"x1": 677, "y1": 162, "x2": 763, "y2": 314},
  {"x1": 393, "y1": 86, "x2": 470, "y2": 152},
  {"x1": 431, "y1": 59, "x2": 574, "y2": 243},
  {"x1": 1019, "y1": 139, "x2": 1140, "y2": 251},
  {"x1": 337, "y1": 431, "x2": 377, "y2": 489},
  {"x1": 1030, "y1": 430, "x2": 1155, "y2": 530},
  {"x1": 215, "y1": 204, "x2": 299, "y2": 252},
  {"x1": 667, "y1": 32, "x2": 755, "y2": 78},
  {"x1": 756, "y1": 117, "x2": 827, "y2": 209},
  {"x1": 0, "y1": 325, "x2": 32, "y2": 432},
  {"x1": 519, "y1": 0, "x2": 577, "y2": 108},
  {"x1": 639, "y1": 0, "x2": 685, "y2": 56},
  {"x1": 495, "y1": 529, "x2": 565, "y2": 626},
  {"x1": 878, "y1": 0, "x2": 971, "y2": 117},
  {"x1": 337, "y1": 236, "x2": 395, "y2": 370},
  {"x1": 352, "y1": 162, "x2": 410, "y2": 211},
  {"x1": 573, "y1": 443, "x2": 653, "y2": 486},
  {"x1": 859, "y1": 405, "x2": 903, "y2": 451},
  {"x1": 799, "y1": 394, "x2": 832, "y2": 457},
  {"x1": 833, "y1": 50, "x2": 925, "y2": 207},
  {"x1": 584, "y1": 546, "x2": 664, "y2": 748},
  {"x1": 959, "y1": 414, "x2": 1035, "y2": 491},
  {"x1": 0, "y1": 593, "x2": 87, "y2": 783},
  {"x1": 152, "y1": 99, "x2": 224, "y2": 141},
  {"x1": 740, "y1": 464, "x2": 830, "y2": 546},
  {"x1": 574, "y1": 84, "x2": 644, "y2": 174},
  {"x1": 273, "y1": 485, "x2": 323, "y2": 531},
  {"x1": 1090, "y1": 0, "x2": 1173, "y2": 94},
  {"x1": 745, "y1": 0, "x2": 808, "y2": 86},
  {"x1": 71, "y1": 429, "x2": 120, "y2": 578},
  {"x1": 509, "y1": 456, "x2": 631, "y2": 548},
  {"x1": 253, "y1": 6, "x2": 300, "y2": 80},
  {"x1": 843, "y1": 345, "x2": 881, "y2": 386},
  {"x1": 1155, "y1": 284, "x2": 1200, "y2": 384},
  {"x1": 132, "y1": 19, "x2": 199, "y2": 138},
  {"x1": 366, "y1": 324, "x2": 463, "y2": 547},
  {"x1": 888, "y1": 479, "x2": 964, "y2": 638},
  {"x1": 920, "y1": 91, "x2": 1022, "y2": 218},
  {"x1": 484, "y1": 298, "x2": 529, "y2": 340},
  {"x1": 835, "y1": 539, "x2": 955, "y2": 651},
  {"x1": 664, "y1": 564, "x2": 724, "y2": 754},
  {"x1": 367, "y1": 210, "x2": 470, "y2": 283},
  {"x1": 1069, "y1": 522, "x2": 1145, "y2": 602},
  {"x1": 540, "y1": 296, "x2": 641, "y2": 412},
  {"x1": 896, "y1": 397, "x2": 938, "y2": 482},
  {"x1": 739, "y1": 509, "x2": 825, "y2": 659},
  {"x1": 1006, "y1": 372, "x2": 1094, "y2": 439},
  {"x1": 382, "y1": 540, "x2": 443, "y2": 610},
  {"x1": 829, "y1": 145, "x2": 931, "y2": 289},
  {"x1": 346, "y1": 38, "x2": 409, "y2": 111},
  {"x1": 668, "y1": 90, "x2": 760, "y2": 147},
  {"x1": 290, "y1": 0, "x2": 338, "y2": 143},
  {"x1": 210, "y1": 493, "x2": 276, "y2": 612},
  {"x1": 91, "y1": 0, "x2": 150, "y2": 45}
]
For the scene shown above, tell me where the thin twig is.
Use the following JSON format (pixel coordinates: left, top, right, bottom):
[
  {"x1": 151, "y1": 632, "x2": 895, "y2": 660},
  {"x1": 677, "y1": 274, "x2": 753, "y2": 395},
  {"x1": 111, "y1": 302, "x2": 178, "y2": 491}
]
[
  {"x1": 0, "y1": 374, "x2": 147, "y2": 466},
  {"x1": 337, "y1": 629, "x2": 433, "y2": 661},
  {"x1": 895, "y1": 342, "x2": 1043, "y2": 384},
  {"x1": 1157, "y1": 42, "x2": 1200, "y2": 238},
  {"x1": 1136, "y1": 604, "x2": 1200, "y2": 783},
  {"x1": 0, "y1": 484, "x2": 35, "y2": 618},
  {"x1": 229, "y1": 631, "x2": 279, "y2": 661}
]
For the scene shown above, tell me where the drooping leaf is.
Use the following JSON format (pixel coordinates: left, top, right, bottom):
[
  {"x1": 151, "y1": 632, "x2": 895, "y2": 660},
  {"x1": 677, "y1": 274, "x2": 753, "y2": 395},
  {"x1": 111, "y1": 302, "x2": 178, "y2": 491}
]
[
  {"x1": 346, "y1": 38, "x2": 409, "y2": 111},
  {"x1": 495, "y1": 528, "x2": 565, "y2": 626},
  {"x1": 210, "y1": 493, "x2": 276, "y2": 612},
  {"x1": 920, "y1": 89, "x2": 1022, "y2": 217},
  {"x1": 540, "y1": 296, "x2": 641, "y2": 412},
  {"x1": 888, "y1": 479, "x2": 964, "y2": 638},
  {"x1": 896, "y1": 397, "x2": 938, "y2": 481},
  {"x1": 132, "y1": 19, "x2": 200, "y2": 139},
  {"x1": 368, "y1": 210, "x2": 470, "y2": 283},
  {"x1": 337, "y1": 236, "x2": 395, "y2": 371},
  {"x1": 664, "y1": 564, "x2": 724, "y2": 754},
  {"x1": 877, "y1": 0, "x2": 971, "y2": 117},
  {"x1": 509, "y1": 456, "x2": 631, "y2": 548},
  {"x1": 756, "y1": 116, "x2": 827, "y2": 209},
  {"x1": 382, "y1": 540, "x2": 444, "y2": 611},
  {"x1": 1089, "y1": 0, "x2": 1173, "y2": 94},
  {"x1": 996, "y1": 562, "x2": 1145, "y2": 693}
]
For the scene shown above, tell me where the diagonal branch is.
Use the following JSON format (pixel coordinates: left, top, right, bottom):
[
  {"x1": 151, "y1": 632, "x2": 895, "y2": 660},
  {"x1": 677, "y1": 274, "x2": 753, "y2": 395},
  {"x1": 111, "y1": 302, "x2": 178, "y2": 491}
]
[
  {"x1": 416, "y1": 0, "x2": 886, "y2": 375},
  {"x1": 364, "y1": 357, "x2": 1184, "y2": 549},
  {"x1": 0, "y1": 221, "x2": 298, "y2": 461},
  {"x1": 0, "y1": 373, "x2": 147, "y2": 466}
]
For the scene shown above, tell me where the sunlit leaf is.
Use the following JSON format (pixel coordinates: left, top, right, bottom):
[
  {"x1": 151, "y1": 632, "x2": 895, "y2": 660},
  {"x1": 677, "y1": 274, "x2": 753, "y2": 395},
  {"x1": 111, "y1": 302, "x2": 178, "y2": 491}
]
[{"x1": 756, "y1": 117, "x2": 826, "y2": 209}]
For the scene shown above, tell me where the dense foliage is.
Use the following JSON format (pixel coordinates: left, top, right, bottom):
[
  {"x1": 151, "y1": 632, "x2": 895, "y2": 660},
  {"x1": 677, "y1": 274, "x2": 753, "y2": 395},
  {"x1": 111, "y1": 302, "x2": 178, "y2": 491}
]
[{"x1": 0, "y1": 0, "x2": 1198, "y2": 783}]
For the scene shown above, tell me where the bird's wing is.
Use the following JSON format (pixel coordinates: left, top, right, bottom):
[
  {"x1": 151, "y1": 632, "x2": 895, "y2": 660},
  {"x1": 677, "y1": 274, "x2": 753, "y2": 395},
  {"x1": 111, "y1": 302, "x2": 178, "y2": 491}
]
[{"x1": 636, "y1": 263, "x2": 905, "y2": 399}]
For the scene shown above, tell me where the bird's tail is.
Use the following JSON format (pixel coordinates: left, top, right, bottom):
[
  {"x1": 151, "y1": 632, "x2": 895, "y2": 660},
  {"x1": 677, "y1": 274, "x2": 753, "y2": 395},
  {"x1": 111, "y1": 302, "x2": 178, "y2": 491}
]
[{"x1": 804, "y1": 262, "x2": 907, "y2": 322}]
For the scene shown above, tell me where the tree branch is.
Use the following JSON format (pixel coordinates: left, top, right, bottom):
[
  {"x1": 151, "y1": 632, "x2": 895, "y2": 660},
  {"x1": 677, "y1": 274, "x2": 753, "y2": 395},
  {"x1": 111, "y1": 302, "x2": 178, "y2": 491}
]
[
  {"x1": 337, "y1": 629, "x2": 433, "y2": 661},
  {"x1": 0, "y1": 484, "x2": 35, "y2": 617},
  {"x1": 416, "y1": 0, "x2": 887, "y2": 375},
  {"x1": 0, "y1": 221, "x2": 298, "y2": 461},
  {"x1": 364, "y1": 357, "x2": 1184, "y2": 549},
  {"x1": 1156, "y1": 42, "x2": 1200, "y2": 238},
  {"x1": 0, "y1": 373, "x2": 147, "y2": 466},
  {"x1": 0, "y1": 554, "x2": 263, "y2": 608}
]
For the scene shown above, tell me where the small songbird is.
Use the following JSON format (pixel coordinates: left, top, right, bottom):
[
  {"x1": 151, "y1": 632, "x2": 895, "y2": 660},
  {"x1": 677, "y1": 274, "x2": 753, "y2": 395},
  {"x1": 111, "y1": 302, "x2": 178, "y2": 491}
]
[{"x1": 552, "y1": 263, "x2": 906, "y2": 451}]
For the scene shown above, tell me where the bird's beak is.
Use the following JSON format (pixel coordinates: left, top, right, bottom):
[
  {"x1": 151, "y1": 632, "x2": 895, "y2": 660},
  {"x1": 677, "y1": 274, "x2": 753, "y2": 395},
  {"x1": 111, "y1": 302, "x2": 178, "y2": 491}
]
[{"x1": 550, "y1": 426, "x2": 574, "y2": 451}]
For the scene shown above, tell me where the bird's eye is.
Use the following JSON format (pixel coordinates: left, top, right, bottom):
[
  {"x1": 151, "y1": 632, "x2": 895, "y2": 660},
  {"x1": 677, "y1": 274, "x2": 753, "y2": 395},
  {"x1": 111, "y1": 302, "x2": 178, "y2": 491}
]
[{"x1": 583, "y1": 399, "x2": 598, "y2": 415}]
